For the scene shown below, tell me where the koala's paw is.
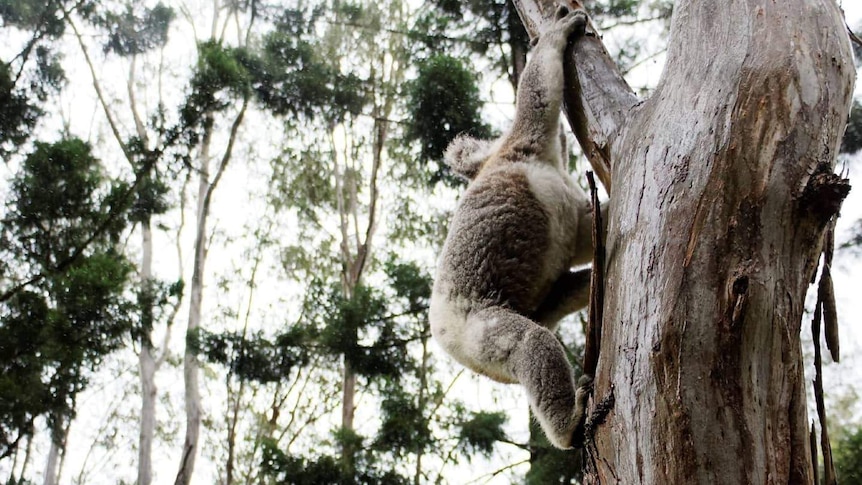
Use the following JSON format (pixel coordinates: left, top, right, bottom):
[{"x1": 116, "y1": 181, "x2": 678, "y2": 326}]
[
  {"x1": 553, "y1": 5, "x2": 588, "y2": 39},
  {"x1": 571, "y1": 374, "x2": 594, "y2": 448},
  {"x1": 575, "y1": 374, "x2": 593, "y2": 409}
]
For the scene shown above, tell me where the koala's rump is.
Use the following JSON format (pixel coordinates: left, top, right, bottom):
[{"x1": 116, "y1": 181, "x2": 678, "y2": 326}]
[{"x1": 439, "y1": 166, "x2": 563, "y2": 314}]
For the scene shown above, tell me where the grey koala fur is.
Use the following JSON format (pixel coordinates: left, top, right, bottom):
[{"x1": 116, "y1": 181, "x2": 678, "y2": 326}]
[{"x1": 429, "y1": 7, "x2": 598, "y2": 450}]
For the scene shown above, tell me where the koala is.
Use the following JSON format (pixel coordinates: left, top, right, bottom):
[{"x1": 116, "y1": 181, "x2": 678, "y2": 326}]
[{"x1": 429, "y1": 7, "x2": 598, "y2": 450}]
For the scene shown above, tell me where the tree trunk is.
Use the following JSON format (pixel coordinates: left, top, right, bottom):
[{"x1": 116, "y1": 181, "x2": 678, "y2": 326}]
[
  {"x1": 42, "y1": 420, "x2": 68, "y2": 485},
  {"x1": 514, "y1": 0, "x2": 856, "y2": 483},
  {"x1": 42, "y1": 439, "x2": 59, "y2": 485},
  {"x1": 139, "y1": 220, "x2": 156, "y2": 485},
  {"x1": 175, "y1": 98, "x2": 246, "y2": 484},
  {"x1": 506, "y1": 0, "x2": 530, "y2": 91},
  {"x1": 175, "y1": 121, "x2": 212, "y2": 485}
]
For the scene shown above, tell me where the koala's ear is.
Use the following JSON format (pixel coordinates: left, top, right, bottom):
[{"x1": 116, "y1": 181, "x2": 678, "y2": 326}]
[{"x1": 444, "y1": 135, "x2": 495, "y2": 180}]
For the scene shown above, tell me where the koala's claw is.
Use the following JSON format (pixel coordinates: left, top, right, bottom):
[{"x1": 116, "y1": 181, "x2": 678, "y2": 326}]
[
  {"x1": 555, "y1": 4, "x2": 570, "y2": 20},
  {"x1": 571, "y1": 374, "x2": 594, "y2": 448},
  {"x1": 555, "y1": 7, "x2": 588, "y2": 38},
  {"x1": 575, "y1": 374, "x2": 594, "y2": 406}
]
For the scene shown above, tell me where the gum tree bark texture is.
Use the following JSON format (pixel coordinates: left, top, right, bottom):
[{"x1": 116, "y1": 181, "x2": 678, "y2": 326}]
[{"x1": 514, "y1": 0, "x2": 856, "y2": 483}]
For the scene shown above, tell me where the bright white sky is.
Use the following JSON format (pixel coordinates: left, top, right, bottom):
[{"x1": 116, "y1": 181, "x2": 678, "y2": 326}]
[{"x1": 1, "y1": 2, "x2": 862, "y2": 484}]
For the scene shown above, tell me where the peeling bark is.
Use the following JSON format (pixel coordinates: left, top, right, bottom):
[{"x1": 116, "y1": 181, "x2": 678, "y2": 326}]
[{"x1": 514, "y1": 0, "x2": 855, "y2": 482}]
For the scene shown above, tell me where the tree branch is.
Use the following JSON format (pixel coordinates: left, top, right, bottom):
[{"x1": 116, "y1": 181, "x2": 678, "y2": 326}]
[
  {"x1": 67, "y1": 17, "x2": 133, "y2": 161},
  {"x1": 583, "y1": 171, "x2": 604, "y2": 378},
  {"x1": 848, "y1": 24, "x2": 862, "y2": 47}
]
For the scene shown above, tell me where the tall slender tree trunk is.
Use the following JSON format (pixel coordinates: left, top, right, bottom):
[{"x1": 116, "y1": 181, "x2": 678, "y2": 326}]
[
  {"x1": 333, "y1": 113, "x2": 389, "y2": 474},
  {"x1": 340, "y1": 358, "x2": 357, "y2": 472},
  {"x1": 139, "y1": 220, "x2": 156, "y2": 485},
  {"x1": 514, "y1": 0, "x2": 855, "y2": 482},
  {"x1": 175, "y1": 98, "x2": 247, "y2": 484},
  {"x1": 42, "y1": 419, "x2": 69, "y2": 485},
  {"x1": 175, "y1": 125, "x2": 211, "y2": 485},
  {"x1": 42, "y1": 439, "x2": 60, "y2": 485},
  {"x1": 333, "y1": 129, "x2": 359, "y2": 471}
]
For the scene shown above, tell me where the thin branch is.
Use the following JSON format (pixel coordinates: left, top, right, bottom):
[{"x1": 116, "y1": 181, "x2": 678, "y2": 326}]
[
  {"x1": 497, "y1": 438, "x2": 530, "y2": 450},
  {"x1": 848, "y1": 23, "x2": 862, "y2": 47},
  {"x1": 128, "y1": 54, "x2": 149, "y2": 145},
  {"x1": 599, "y1": 14, "x2": 669, "y2": 31},
  {"x1": 812, "y1": 258, "x2": 837, "y2": 484},
  {"x1": 331, "y1": 125, "x2": 354, "y2": 286},
  {"x1": 323, "y1": 19, "x2": 488, "y2": 51},
  {"x1": 67, "y1": 16, "x2": 133, "y2": 161},
  {"x1": 10, "y1": 0, "x2": 88, "y2": 83},
  {"x1": 583, "y1": 171, "x2": 604, "y2": 377},
  {"x1": 620, "y1": 47, "x2": 667, "y2": 77},
  {"x1": 204, "y1": 97, "x2": 249, "y2": 208},
  {"x1": 466, "y1": 459, "x2": 530, "y2": 484}
]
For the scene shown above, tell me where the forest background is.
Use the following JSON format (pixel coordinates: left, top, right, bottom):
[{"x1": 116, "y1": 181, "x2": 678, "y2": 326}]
[{"x1": 1, "y1": 0, "x2": 861, "y2": 483}]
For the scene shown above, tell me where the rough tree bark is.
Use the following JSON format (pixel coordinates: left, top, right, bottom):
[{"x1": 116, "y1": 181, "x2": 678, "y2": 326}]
[{"x1": 514, "y1": 0, "x2": 855, "y2": 483}]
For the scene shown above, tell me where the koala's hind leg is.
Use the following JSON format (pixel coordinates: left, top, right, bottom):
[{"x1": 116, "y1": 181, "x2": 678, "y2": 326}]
[{"x1": 467, "y1": 306, "x2": 588, "y2": 449}]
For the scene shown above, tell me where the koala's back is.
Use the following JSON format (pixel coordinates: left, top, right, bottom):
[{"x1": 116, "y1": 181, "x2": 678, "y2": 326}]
[{"x1": 436, "y1": 162, "x2": 576, "y2": 314}]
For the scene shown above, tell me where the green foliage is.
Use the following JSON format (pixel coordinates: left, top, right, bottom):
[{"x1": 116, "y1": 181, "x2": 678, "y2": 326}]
[
  {"x1": 0, "y1": 139, "x2": 135, "y2": 457},
  {"x1": 422, "y1": 0, "x2": 529, "y2": 59},
  {"x1": 12, "y1": 139, "x2": 100, "y2": 218},
  {"x1": 0, "y1": 0, "x2": 68, "y2": 36},
  {"x1": 179, "y1": 9, "x2": 369, "y2": 145},
  {"x1": 592, "y1": 0, "x2": 640, "y2": 18},
  {"x1": 180, "y1": 41, "x2": 252, "y2": 133},
  {"x1": 246, "y1": 9, "x2": 367, "y2": 122},
  {"x1": 33, "y1": 46, "x2": 65, "y2": 94},
  {"x1": 199, "y1": 42, "x2": 253, "y2": 95},
  {"x1": 260, "y1": 432, "x2": 410, "y2": 485},
  {"x1": 374, "y1": 385, "x2": 431, "y2": 456},
  {"x1": 0, "y1": 291, "x2": 51, "y2": 456},
  {"x1": 5, "y1": 139, "x2": 127, "y2": 261},
  {"x1": 135, "y1": 278, "x2": 183, "y2": 342},
  {"x1": 260, "y1": 442, "x2": 346, "y2": 485},
  {"x1": 405, "y1": 54, "x2": 491, "y2": 184},
  {"x1": 525, "y1": 416, "x2": 581, "y2": 484},
  {"x1": 458, "y1": 411, "x2": 508, "y2": 457},
  {"x1": 0, "y1": 63, "x2": 42, "y2": 158},
  {"x1": 208, "y1": 255, "x2": 437, "y2": 480},
  {"x1": 835, "y1": 426, "x2": 862, "y2": 484},
  {"x1": 318, "y1": 283, "x2": 412, "y2": 379},
  {"x1": 0, "y1": 0, "x2": 69, "y2": 159},
  {"x1": 129, "y1": 172, "x2": 171, "y2": 222},
  {"x1": 841, "y1": 99, "x2": 862, "y2": 155},
  {"x1": 270, "y1": 148, "x2": 337, "y2": 216},
  {"x1": 96, "y1": 2, "x2": 175, "y2": 56},
  {"x1": 192, "y1": 326, "x2": 310, "y2": 384},
  {"x1": 384, "y1": 259, "x2": 432, "y2": 314}
]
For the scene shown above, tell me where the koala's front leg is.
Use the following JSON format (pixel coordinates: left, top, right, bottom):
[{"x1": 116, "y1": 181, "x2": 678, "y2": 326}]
[{"x1": 507, "y1": 8, "x2": 587, "y2": 153}]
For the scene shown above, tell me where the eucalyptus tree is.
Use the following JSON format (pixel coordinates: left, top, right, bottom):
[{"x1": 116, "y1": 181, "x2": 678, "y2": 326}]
[
  {"x1": 62, "y1": 4, "x2": 180, "y2": 484},
  {"x1": 512, "y1": 0, "x2": 855, "y2": 482}
]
